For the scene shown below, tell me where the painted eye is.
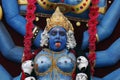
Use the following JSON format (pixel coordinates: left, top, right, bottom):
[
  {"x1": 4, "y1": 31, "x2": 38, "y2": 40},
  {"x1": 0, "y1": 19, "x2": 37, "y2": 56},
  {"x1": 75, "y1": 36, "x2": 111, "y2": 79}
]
[
  {"x1": 60, "y1": 31, "x2": 65, "y2": 36},
  {"x1": 51, "y1": 31, "x2": 57, "y2": 36}
]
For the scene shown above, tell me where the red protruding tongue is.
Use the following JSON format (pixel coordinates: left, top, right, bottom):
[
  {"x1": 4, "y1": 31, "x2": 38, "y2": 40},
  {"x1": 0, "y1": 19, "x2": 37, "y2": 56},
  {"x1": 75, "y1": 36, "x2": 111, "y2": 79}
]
[
  {"x1": 61, "y1": 0, "x2": 64, "y2": 3},
  {"x1": 55, "y1": 42, "x2": 61, "y2": 48}
]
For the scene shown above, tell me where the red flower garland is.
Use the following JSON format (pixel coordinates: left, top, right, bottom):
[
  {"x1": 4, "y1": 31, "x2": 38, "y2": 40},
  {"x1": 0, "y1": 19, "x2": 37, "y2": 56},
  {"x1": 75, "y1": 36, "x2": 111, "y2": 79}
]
[
  {"x1": 23, "y1": 0, "x2": 36, "y2": 62},
  {"x1": 88, "y1": 0, "x2": 99, "y2": 76},
  {"x1": 21, "y1": 0, "x2": 36, "y2": 80}
]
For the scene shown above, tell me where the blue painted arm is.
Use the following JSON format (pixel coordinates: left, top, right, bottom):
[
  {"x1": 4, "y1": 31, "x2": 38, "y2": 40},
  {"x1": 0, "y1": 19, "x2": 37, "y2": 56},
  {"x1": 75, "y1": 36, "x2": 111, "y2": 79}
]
[
  {"x1": 2, "y1": 0, "x2": 42, "y2": 47},
  {"x1": 0, "y1": 22, "x2": 23, "y2": 63},
  {"x1": 2, "y1": 0, "x2": 26, "y2": 35},
  {"x1": 81, "y1": 0, "x2": 120, "y2": 49},
  {"x1": 0, "y1": 64, "x2": 21, "y2": 80},
  {"x1": 102, "y1": 68, "x2": 120, "y2": 80},
  {"x1": 0, "y1": 64, "x2": 13, "y2": 80},
  {"x1": 95, "y1": 38, "x2": 120, "y2": 67},
  {"x1": 84, "y1": 38, "x2": 120, "y2": 68},
  {"x1": 93, "y1": 68, "x2": 120, "y2": 80}
]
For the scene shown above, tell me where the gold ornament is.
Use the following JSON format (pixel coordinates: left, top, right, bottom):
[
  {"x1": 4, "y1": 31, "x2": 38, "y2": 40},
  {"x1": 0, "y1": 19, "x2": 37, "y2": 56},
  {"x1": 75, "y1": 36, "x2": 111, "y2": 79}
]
[
  {"x1": 35, "y1": 17, "x2": 39, "y2": 21},
  {"x1": 0, "y1": 6, "x2": 3, "y2": 20},
  {"x1": 99, "y1": 7, "x2": 107, "y2": 14},
  {"x1": 86, "y1": 23, "x2": 88, "y2": 27},
  {"x1": 45, "y1": 7, "x2": 74, "y2": 31},
  {"x1": 18, "y1": 0, "x2": 28, "y2": 5},
  {"x1": 76, "y1": 21, "x2": 81, "y2": 27}
]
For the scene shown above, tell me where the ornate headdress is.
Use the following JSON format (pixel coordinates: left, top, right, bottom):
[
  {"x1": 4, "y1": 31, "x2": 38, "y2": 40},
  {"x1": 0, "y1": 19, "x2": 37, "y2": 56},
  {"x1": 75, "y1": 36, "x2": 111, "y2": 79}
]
[
  {"x1": 40, "y1": 7, "x2": 76, "y2": 49},
  {"x1": 45, "y1": 7, "x2": 74, "y2": 32}
]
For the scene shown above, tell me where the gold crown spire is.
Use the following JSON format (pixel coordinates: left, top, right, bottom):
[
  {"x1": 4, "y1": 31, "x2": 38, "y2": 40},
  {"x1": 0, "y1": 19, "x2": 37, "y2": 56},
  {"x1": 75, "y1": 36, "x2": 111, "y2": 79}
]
[{"x1": 45, "y1": 7, "x2": 74, "y2": 31}]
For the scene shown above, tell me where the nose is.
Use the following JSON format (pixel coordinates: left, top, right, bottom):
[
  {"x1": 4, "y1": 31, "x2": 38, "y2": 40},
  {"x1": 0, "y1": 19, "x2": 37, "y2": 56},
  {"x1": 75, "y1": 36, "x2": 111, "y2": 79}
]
[{"x1": 56, "y1": 32, "x2": 60, "y2": 40}]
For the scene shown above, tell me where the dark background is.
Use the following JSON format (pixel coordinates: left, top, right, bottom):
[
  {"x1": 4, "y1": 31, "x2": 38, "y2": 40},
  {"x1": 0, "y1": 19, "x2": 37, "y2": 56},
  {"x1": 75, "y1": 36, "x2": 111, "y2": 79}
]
[{"x1": 0, "y1": 0, "x2": 120, "y2": 78}]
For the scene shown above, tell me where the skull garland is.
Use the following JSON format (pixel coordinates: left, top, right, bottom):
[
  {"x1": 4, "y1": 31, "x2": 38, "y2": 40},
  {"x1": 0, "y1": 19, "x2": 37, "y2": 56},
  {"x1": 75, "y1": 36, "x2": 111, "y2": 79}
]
[{"x1": 76, "y1": 56, "x2": 89, "y2": 80}]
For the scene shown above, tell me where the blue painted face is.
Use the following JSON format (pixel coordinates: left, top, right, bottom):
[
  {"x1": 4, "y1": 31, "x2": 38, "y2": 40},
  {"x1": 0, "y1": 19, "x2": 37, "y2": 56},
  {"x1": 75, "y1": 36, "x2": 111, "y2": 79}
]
[{"x1": 48, "y1": 26, "x2": 67, "y2": 51}]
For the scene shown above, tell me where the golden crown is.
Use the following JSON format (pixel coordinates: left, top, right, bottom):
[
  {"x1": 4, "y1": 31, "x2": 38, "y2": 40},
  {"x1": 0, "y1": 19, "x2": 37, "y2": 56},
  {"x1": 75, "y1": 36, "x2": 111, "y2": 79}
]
[{"x1": 45, "y1": 7, "x2": 74, "y2": 31}]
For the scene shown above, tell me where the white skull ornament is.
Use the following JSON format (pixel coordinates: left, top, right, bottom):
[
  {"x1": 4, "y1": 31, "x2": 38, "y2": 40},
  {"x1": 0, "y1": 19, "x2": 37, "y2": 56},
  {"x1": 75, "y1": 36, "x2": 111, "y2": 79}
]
[
  {"x1": 77, "y1": 56, "x2": 88, "y2": 71},
  {"x1": 22, "y1": 60, "x2": 34, "y2": 75},
  {"x1": 25, "y1": 76, "x2": 36, "y2": 80},
  {"x1": 76, "y1": 73, "x2": 88, "y2": 80}
]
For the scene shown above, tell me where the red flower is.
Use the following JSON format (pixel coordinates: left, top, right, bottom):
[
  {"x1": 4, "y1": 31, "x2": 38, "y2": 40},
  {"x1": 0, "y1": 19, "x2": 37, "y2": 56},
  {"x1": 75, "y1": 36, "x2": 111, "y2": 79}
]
[
  {"x1": 24, "y1": 48, "x2": 31, "y2": 52},
  {"x1": 88, "y1": 27, "x2": 97, "y2": 35},
  {"x1": 23, "y1": 52, "x2": 35, "y2": 61},
  {"x1": 88, "y1": 51, "x2": 96, "y2": 76},
  {"x1": 88, "y1": 51, "x2": 96, "y2": 75},
  {"x1": 89, "y1": 11, "x2": 99, "y2": 19},
  {"x1": 27, "y1": 4, "x2": 36, "y2": 13},
  {"x1": 25, "y1": 34, "x2": 33, "y2": 39},
  {"x1": 90, "y1": 7, "x2": 99, "y2": 12},
  {"x1": 92, "y1": 0, "x2": 99, "y2": 5},
  {"x1": 26, "y1": 12, "x2": 35, "y2": 21},
  {"x1": 89, "y1": 7, "x2": 99, "y2": 19},
  {"x1": 27, "y1": 0, "x2": 37, "y2": 3},
  {"x1": 89, "y1": 43, "x2": 96, "y2": 51},
  {"x1": 89, "y1": 35, "x2": 96, "y2": 42},
  {"x1": 26, "y1": 22, "x2": 34, "y2": 29},
  {"x1": 88, "y1": 19, "x2": 99, "y2": 27},
  {"x1": 24, "y1": 34, "x2": 33, "y2": 39},
  {"x1": 24, "y1": 39, "x2": 32, "y2": 44},
  {"x1": 88, "y1": 52, "x2": 96, "y2": 62}
]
